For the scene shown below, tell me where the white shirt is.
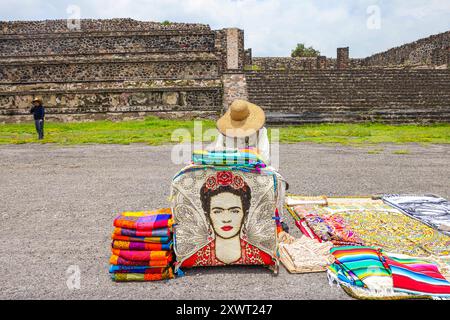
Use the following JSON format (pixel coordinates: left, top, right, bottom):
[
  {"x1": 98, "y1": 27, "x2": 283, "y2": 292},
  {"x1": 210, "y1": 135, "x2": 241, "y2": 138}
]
[{"x1": 214, "y1": 127, "x2": 270, "y2": 164}]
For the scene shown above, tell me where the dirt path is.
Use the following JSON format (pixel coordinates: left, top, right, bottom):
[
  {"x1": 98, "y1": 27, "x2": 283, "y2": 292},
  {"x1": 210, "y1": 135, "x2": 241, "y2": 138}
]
[{"x1": 0, "y1": 143, "x2": 448, "y2": 299}]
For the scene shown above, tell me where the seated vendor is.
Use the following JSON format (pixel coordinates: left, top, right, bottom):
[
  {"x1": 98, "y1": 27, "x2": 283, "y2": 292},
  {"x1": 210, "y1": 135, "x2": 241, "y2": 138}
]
[{"x1": 215, "y1": 100, "x2": 270, "y2": 163}]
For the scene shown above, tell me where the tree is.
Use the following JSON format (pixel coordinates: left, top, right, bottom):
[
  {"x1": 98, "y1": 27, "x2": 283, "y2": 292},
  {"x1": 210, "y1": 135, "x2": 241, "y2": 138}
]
[{"x1": 291, "y1": 43, "x2": 320, "y2": 57}]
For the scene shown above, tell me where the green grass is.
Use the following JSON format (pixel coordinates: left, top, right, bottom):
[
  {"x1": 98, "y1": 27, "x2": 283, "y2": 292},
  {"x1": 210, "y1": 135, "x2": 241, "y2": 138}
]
[
  {"x1": 367, "y1": 148, "x2": 384, "y2": 155},
  {"x1": 0, "y1": 118, "x2": 449, "y2": 145},
  {"x1": 276, "y1": 123, "x2": 450, "y2": 145},
  {"x1": 0, "y1": 117, "x2": 216, "y2": 145},
  {"x1": 392, "y1": 149, "x2": 411, "y2": 155}
]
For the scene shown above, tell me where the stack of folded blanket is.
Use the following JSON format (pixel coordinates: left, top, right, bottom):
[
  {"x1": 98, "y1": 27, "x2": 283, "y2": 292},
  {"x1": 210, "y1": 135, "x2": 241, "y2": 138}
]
[
  {"x1": 109, "y1": 208, "x2": 175, "y2": 282},
  {"x1": 192, "y1": 148, "x2": 267, "y2": 169}
]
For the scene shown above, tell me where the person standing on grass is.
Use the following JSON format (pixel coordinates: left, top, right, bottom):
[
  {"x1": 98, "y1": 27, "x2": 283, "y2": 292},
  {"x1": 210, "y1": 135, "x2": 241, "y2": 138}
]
[{"x1": 29, "y1": 98, "x2": 45, "y2": 140}]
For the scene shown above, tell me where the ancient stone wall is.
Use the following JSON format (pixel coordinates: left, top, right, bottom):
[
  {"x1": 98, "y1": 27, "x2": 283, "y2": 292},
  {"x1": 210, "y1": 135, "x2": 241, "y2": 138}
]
[
  {"x1": 222, "y1": 73, "x2": 248, "y2": 110},
  {"x1": 363, "y1": 31, "x2": 450, "y2": 67},
  {"x1": 246, "y1": 70, "x2": 450, "y2": 124},
  {"x1": 0, "y1": 19, "x2": 245, "y2": 123},
  {"x1": 0, "y1": 79, "x2": 222, "y2": 123},
  {"x1": 1, "y1": 18, "x2": 448, "y2": 124},
  {"x1": 250, "y1": 57, "x2": 318, "y2": 70},
  {"x1": 0, "y1": 18, "x2": 211, "y2": 34}
]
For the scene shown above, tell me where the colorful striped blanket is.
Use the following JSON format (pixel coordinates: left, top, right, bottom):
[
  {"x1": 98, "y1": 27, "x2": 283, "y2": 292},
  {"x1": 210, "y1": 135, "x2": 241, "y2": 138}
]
[
  {"x1": 111, "y1": 240, "x2": 172, "y2": 251},
  {"x1": 328, "y1": 246, "x2": 450, "y2": 299},
  {"x1": 113, "y1": 227, "x2": 170, "y2": 237},
  {"x1": 110, "y1": 254, "x2": 172, "y2": 267},
  {"x1": 192, "y1": 148, "x2": 267, "y2": 168},
  {"x1": 111, "y1": 268, "x2": 174, "y2": 282},
  {"x1": 113, "y1": 208, "x2": 173, "y2": 231},
  {"x1": 109, "y1": 265, "x2": 170, "y2": 274},
  {"x1": 111, "y1": 249, "x2": 171, "y2": 262},
  {"x1": 111, "y1": 234, "x2": 171, "y2": 244},
  {"x1": 385, "y1": 254, "x2": 450, "y2": 298},
  {"x1": 328, "y1": 246, "x2": 392, "y2": 292}
]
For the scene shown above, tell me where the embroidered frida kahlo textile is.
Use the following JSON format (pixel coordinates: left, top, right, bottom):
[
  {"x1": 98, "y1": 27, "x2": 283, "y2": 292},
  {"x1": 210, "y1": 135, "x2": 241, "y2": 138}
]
[
  {"x1": 382, "y1": 194, "x2": 450, "y2": 236},
  {"x1": 171, "y1": 164, "x2": 286, "y2": 273}
]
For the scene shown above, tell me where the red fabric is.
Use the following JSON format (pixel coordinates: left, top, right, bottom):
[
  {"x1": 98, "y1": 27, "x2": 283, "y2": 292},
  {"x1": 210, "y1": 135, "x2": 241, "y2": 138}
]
[
  {"x1": 181, "y1": 239, "x2": 274, "y2": 267},
  {"x1": 392, "y1": 274, "x2": 450, "y2": 295}
]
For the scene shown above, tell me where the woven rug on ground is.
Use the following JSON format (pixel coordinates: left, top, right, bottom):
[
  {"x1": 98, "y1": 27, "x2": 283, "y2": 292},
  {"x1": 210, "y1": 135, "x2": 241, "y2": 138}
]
[
  {"x1": 171, "y1": 165, "x2": 286, "y2": 273},
  {"x1": 290, "y1": 201, "x2": 450, "y2": 258},
  {"x1": 278, "y1": 231, "x2": 333, "y2": 273},
  {"x1": 382, "y1": 194, "x2": 450, "y2": 236}
]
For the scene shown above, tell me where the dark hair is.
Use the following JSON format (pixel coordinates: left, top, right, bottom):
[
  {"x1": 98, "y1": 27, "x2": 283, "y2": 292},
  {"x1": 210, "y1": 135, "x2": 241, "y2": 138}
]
[{"x1": 200, "y1": 184, "x2": 251, "y2": 219}]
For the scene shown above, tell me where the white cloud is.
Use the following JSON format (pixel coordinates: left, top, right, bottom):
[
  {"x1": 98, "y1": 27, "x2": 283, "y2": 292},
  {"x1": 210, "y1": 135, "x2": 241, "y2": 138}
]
[{"x1": 0, "y1": 0, "x2": 449, "y2": 58}]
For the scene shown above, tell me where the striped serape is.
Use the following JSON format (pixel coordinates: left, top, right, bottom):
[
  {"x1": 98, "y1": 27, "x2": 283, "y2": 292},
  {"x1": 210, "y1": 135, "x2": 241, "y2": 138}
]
[
  {"x1": 111, "y1": 268, "x2": 174, "y2": 282},
  {"x1": 110, "y1": 254, "x2": 172, "y2": 267},
  {"x1": 112, "y1": 240, "x2": 172, "y2": 251},
  {"x1": 113, "y1": 208, "x2": 173, "y2": 230},
  {"x1": 112, "y1": 248, "x2": 171, "y2": 262},
  {"x1": 109, "y1": 265, "x2": 170, "y2": 274},
  {"x1": 113, "y1": 227, "x2": 171, "y2": 237},
  {"x1": 112, "y1": 234, "x2": 171, "y2": 244},
  {"x1": 192, "y1": 148, "x2": 267, "y2": 168},
  {"x1": 385, "y1": 254, "x2": 450, "y2": 298},
  {"x1": 328, "y1": 246, "x2": 392, "y2": 291}
]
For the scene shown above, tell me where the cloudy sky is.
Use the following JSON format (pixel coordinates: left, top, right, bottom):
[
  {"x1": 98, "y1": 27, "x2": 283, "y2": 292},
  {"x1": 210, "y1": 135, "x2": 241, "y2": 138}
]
[{"x1": 1, "y1": 0, "x2": 449, "y2": 57}]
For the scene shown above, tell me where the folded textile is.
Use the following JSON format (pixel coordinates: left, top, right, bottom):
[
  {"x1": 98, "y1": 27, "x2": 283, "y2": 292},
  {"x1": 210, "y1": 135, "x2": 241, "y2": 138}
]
[
  {"x1": 112, "y1": 240, "x2": 172, "y2": 251},
  {"x1": 385, "y1": 253, "x2": 450, "y2": 298},
  {"x1": 113, "y1": 208, "x2": 173, "y2": 230},
  {"x1": 111, "y1": 268, "x2": 174, "y2": 282},
  {"x1": 113, "y1": 227, "x2": 171, "y2": 237},
  {"x1": 382, "y1": 194, "x2": 450, "y2": 236},
  {"x1": 110, "y1": 254, "x2": 172, "y2": 266},
  {"x1": 192, "y1": 148, "x2": 267, "y2": 168},
  {"x1": 111, "y1": 249, "x2": 171, "y2": 262},
  {"x1": 278, "y1": 232, "x2": 333, "y2": 273},
  {"x1": 328, "y1": 246, "x2": 393, "y2": 293},
  {"x1": 112, "y1": 234, "x2": 171, "y2": 244},
  {"x1": 109, "y1": 265, "x2": 170, "y2": 274}
]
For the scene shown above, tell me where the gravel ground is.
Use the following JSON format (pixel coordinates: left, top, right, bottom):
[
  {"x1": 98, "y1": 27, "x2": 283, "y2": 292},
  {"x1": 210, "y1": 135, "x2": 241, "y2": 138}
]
[{"x1": 0, "y1": 143, "x2": 449, "y2": 300}]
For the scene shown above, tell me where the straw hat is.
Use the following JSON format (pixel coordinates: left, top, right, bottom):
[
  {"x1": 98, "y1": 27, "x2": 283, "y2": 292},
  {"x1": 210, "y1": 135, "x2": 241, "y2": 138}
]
[
  {"x1": 32, "y1": 97, "x2": 42, "y2": 103},
  {"x1": 217, "y1": 100, "x2": 266, "y2": 138}
]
